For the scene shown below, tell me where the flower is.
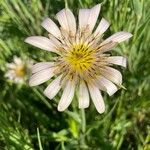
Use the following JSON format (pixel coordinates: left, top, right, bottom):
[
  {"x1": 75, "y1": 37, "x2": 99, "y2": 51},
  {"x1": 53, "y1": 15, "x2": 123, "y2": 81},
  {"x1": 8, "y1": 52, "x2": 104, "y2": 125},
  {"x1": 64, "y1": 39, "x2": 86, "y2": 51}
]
[
  {"x1": 25, "y1": 4, "x2": 132, "y2": 113},
  {"x1": 5, "y1": 56, "x2": 32, "y2": 83}
]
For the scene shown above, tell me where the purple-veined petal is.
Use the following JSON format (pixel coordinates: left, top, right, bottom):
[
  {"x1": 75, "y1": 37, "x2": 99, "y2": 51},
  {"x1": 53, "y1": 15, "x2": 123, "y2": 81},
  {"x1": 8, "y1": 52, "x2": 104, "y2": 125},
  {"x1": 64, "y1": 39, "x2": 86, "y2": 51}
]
[
  {"x1": 88, "y1": 83, "x2": 105, "y2": 114},
  {"x1": 29, "y1": 68, "x2": 55, "y2": 86},
  {"x1": 78, "y1": 81, "x2": 90, "y2": 108},
  {"x1": 98, "y1": 41, "x2": 117, "y2": 53},
  {"x1": 44, "y1": 74, "x2": 62, "y2": 99},
  {"x1": 107, "y1": 56, "x2": 127, "y2": 67},
  {"x1": 41, "y1": 18, "x2": 61, "y2": 39},
  {"x1": 94, "y1": 18, "x2": 110, "y2": 37},
  {"x1": 100, "y1": 31, "x2": 133, "y2": 45},
  {"x1": 58, "y1": 80, "x2": 75, "y2": 111},
  {"x1": 25, "y1": 36, "x2": 58, "y2": 53},
  {"x1": 79, "y1": 4, "x2": 101, "y2": 32},
  {"x1": 32, "y1": 62, "x2": 55, "y2": 74},
  {"x1": 97, "y1": 76, "x2": 118, "y2": 96},
  {"x1": 79, "y1": 9, "x2": 90, "y2": 31},
  {"x1": 56, "y1": 9, "x2": 76, "y2": 35},
  {"x1": 101, "y1": 66, "x2": 122, "y2": 85}
]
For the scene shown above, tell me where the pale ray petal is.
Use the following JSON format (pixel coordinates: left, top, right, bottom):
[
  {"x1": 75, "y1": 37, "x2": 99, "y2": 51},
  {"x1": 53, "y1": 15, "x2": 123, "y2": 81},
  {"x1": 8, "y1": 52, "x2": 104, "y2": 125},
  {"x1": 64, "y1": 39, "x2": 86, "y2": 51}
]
[
  {"x1": 101, "y1": 66, "x2": 122, "y2": 85},
  {"x1": 100, "y1": 31, "x2": 133, "y2": 46},
  {"x1": 79, "y1": 9, "x2": 90, "y2": 31},
  {"x1": 78, "y1": 81, "x2": 90, "y2": 108},
  {"x1": 29, "y1": 68, "x2": 55, "y2": 86},
  {"x1": 93, "y1": 79, "x2": 106, "y2": 91},
  {"x1": 98, "y1": 41, "x2": 117, "y2": 53},
  {"x1": 65, "y1": 9, "x2": 76, "y2": 35},
  {"x1": 44, "y1": 74, "x2": 62, "y2": 99},
  {"x1": 56, "y1": 9, "x2": 68, "y2": 31},
  {"x1": 79, "y1": 4, "x2": 101, "y2": 32},
  {"x1": 58, "y1": 80, "x2": 75, "y2": 111},
  {"x1": 88, "y1": 4, "x2": 101, "y2": 32},
  {"x1": 56, "y1": 9, "x2": 76, "y2": 35},
  {"x1": 41, "y1": 18, "x2": 61, "y2": 39},
  {"x1": 97, "y1": 76, "x2": 118, "y2": 96},
  {"x1": 32, "y1": 62, "x2": 55, "y2": 74},
  {"x1": 88, "y1": 83, "x2": 105, "y2": 114},
  {"x1": 48, "y1": 34, "x2": 61, "y2": 46},
  {"x1": 94, "y1": 18, "x2": 110, "y2": 37},
  {"x1": 107, "y1": 56, "x2": 127, "y2": 67},
  {"x1": 25, "y1": 36, "x2": 58, "y2": 53}
]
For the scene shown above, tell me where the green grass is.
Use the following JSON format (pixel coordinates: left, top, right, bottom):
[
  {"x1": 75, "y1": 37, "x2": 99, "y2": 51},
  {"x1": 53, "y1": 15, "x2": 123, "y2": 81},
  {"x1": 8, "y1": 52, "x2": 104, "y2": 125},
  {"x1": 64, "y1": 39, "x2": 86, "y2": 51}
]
[{"x1": 0, "y1": 0, "x2": 150, "y2": 149}]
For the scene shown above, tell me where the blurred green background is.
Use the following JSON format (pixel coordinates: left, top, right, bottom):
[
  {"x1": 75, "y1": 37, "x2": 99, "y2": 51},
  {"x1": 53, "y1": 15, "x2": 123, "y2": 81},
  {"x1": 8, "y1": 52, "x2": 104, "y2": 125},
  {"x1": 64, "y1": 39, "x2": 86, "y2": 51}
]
[{"x1": 0, "y1": 0, "x2": 150, "y2": 149}]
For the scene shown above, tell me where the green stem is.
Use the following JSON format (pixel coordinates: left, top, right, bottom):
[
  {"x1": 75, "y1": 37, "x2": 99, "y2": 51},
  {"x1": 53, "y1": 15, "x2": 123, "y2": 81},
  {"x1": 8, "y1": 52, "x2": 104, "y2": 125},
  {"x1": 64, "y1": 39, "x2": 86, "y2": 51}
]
[
  {"x1": 64, "y1": 0, "x2": 68, "y2": 8},
  {"x1": 81, "y1": 109, "x2": 86, "y2": 133},
  {"x1": 80, "y1": 109, "x2": 87, "y2": 148}
]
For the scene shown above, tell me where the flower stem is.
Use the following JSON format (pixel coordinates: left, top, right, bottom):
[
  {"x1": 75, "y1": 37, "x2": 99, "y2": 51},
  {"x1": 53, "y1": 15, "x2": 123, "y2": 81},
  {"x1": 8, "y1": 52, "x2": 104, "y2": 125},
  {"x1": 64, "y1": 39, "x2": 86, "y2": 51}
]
[
  {"x1": 80, "y1": 108, "x2": 87, "y2": 148},
  {"x1": 64, "y1": 0, "x2": 68, "y2": 8},
  {"x1": 81, "y1": 109, "x2": 86, "y2": 133}
]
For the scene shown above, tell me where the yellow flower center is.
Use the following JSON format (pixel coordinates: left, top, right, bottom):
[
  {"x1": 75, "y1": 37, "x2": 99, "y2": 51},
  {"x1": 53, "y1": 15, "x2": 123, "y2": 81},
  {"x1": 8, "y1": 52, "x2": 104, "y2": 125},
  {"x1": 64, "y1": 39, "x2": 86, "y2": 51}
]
[
  {"x1": 15, "y1": 65, "x2": 25, "y2": 77},
  {"x1": 65, "y1": 44, "x2": 96, "y2": 74}
]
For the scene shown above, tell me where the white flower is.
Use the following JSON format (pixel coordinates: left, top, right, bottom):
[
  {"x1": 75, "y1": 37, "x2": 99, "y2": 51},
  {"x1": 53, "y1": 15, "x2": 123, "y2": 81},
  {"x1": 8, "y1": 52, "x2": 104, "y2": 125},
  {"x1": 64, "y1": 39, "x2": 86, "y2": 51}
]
[
  {"x1": 25, "y1": 4, "x2": 132, "y2": 113},
  {"x1": 5, "y1": 56, "x2": 32, "y2": 84}
]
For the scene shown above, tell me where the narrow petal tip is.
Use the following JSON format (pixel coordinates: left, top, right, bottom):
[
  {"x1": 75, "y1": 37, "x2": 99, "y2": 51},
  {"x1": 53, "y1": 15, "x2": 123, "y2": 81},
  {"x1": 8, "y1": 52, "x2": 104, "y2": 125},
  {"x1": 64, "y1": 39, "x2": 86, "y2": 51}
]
[
  {"x1": 57, "y1": 105, "x2": 65, "y2": 112},
  {"x1": 29, "y1": 80, "x2": 35, "y2": 87},
  {"x1": 125, "y1": 32, "x2": 133, "y2": 38},
  {"x1": 119, "y1": 31, "x2": 133, "y2": 42},
  {"x1": 43, "y1": 91, "x2": 52, "y2": 100},
  {"x1": 98, "y1": 106, "x2": 105, "y2": 114},
  {"x1": 24, "y1": 36, "x2": 38, "y2": 45},
  {"x1": 41, "y1": 17, "x2": 49, "y2": 26},
  {"x1": 24, "y1": 37, "x2": 31, "y2": 44}
]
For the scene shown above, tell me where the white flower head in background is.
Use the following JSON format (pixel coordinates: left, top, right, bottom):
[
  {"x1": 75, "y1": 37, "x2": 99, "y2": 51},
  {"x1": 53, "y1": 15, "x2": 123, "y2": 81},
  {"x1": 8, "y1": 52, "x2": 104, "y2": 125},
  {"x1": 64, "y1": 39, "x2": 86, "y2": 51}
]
[
  {"x1": 25, "y1": 4, "x2": 132, "y2": 113},
  {"x1": 5, "y1": 56, "x2": 32, "y2": 84}
]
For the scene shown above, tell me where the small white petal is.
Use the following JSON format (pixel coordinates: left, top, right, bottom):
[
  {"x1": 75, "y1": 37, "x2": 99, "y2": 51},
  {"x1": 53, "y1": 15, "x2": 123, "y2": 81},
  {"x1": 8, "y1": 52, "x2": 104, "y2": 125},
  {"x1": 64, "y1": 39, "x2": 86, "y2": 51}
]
[
  {"x1": 14, "y1": 56, "x2": 23, "y2": 65},
  {"x1": 29, "y1": 68, "x2": 55, "y2": 86},
  {"x1": 58, "y1": 80, "x2": 75, "y2": 111},
  {"x1": 14, "y1": 77, "x2": 24, "y2": 83},
  {"x1": 5, "y1": 70, "x2": 15, "y2": 79},
  {"x1": 88, "y1": 83, "x2": 105, "y2": 114},
  {"x1": 97, "y1": 76, "x2": 118, "y2": 96},
  {"x1": 25, "y1": 36, "x2": 58, "y2": 53},
  {"x1": 6, "y1": 63, "x2": 16, "y2": 69},
  {"x1": 79, "y1": 4, "x2": 101, "y2": 32},
  {"x1": 94, "y1": 18, "x2": 110, "y2": 37},
  {"x1": 32, "y1": 62, "x2": 55, "y2": 74},
  {"x1": 101, "y1": 66, "x2": 122, "y2": 85},
  {"x1": 101, "y1": 31, "x2": 133, "y2": 45},
  {"x1": 107, "y1": 56, "x2": 127, "y2": 67},
  {"x1": 78, "y1": 81, "x2": 90, "y2": 108},
  {"x1": 56, "y1": 9, "x2": 76, "y2": 35},
  {"x1": 44, "y1": 74, "x2": 62, "y2": 99},
  {"x1": 41, "y1": 18, "x2": 61, "y2": 39}
]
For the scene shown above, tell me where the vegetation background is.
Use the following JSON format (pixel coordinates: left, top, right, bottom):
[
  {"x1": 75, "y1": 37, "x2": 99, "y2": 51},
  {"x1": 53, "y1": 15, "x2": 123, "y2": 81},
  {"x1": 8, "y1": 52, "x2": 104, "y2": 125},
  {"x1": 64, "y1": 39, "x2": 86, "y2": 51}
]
[{"x1": 0, "y1": 0, "x2": 150, "y2": 149}]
